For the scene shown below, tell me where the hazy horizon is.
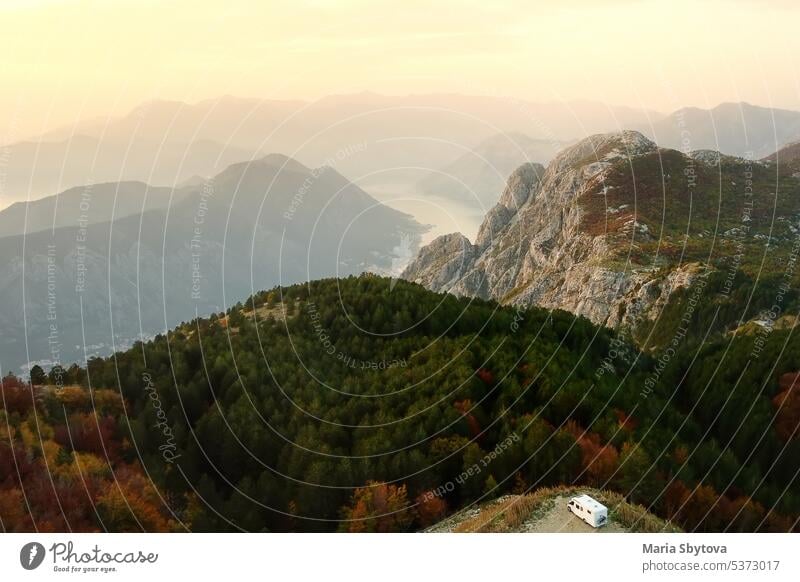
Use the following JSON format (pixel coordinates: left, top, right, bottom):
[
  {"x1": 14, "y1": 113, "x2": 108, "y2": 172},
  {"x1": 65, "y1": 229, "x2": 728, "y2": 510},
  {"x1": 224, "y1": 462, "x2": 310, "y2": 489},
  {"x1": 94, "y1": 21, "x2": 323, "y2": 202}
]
[
  {"x1": 18, "y1": 91, "x2": 800, "y2": 143},
  {"x1": 1, "y1": 0, "x2": 798, "y2": 141},
  {"x1": 1, "y1": 89, "x2": 798, "y2": 224}
]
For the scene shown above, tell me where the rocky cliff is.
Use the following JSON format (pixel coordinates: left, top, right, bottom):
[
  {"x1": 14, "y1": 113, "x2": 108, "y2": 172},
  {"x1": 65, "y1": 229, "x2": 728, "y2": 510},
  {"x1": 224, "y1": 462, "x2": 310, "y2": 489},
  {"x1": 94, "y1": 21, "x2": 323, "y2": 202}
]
[{"x1": 403, "y1": 130, "x2": 800, "y2": 338}]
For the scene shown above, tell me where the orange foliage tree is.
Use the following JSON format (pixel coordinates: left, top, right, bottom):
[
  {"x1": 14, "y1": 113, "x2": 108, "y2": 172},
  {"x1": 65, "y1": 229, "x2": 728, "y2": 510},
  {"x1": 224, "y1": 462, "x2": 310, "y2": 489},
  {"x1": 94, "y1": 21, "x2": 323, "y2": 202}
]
[
  {"x1": 565, "y1": 420, "x2": 619, "y2": 485},
  {"x1": 340, "y1": 481, "x2": 413, "y2": 532},
  {"x1": 415, "y1": 491, "x2": 447, "y2": 527},
  {"x1": 96, "y1": 467, "x2": 173, "y2": 532}
]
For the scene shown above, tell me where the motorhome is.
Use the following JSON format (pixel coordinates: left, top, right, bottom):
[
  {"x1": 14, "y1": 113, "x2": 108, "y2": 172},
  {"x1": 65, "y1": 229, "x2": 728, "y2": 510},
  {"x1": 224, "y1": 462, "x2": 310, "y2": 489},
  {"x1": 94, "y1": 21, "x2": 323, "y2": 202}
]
[{"x1": 567, "y1": 494, "x2": 608, "y2": 528}]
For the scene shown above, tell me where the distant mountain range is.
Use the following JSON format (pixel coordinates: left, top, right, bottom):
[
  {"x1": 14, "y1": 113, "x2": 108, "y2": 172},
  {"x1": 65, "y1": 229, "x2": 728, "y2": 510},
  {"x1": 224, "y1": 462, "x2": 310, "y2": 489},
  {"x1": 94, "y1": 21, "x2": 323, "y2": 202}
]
[
  {"x1": 0, "y1": 181, "x2": 189, "y2": 238},
  {"x1": 639, "y1": 102, "x2": 800, "y2": 158},
  {"x1": 1, "y1": 94, "x2": 659, "y2": 205},
  {"x1": 0, "y1": 154, "x2": 424, "y2": 372},
  {"x1": 0, "y1": 134, "x2": 253, "y2": 209},
  {"x1": 4, "y1": 95, "x2": 799, "y2": 217}
]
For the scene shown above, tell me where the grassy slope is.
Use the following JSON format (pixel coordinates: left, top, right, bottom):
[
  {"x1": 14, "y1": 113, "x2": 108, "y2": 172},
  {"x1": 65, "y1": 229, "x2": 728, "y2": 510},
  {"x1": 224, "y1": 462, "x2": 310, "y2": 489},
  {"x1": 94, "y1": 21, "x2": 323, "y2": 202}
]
[
  {"x1": 574, "y1": 149, "x2": 800, "y2": 348},
  {"x1": 580, "y1": 150, "x2": 800, "y2": 272}
]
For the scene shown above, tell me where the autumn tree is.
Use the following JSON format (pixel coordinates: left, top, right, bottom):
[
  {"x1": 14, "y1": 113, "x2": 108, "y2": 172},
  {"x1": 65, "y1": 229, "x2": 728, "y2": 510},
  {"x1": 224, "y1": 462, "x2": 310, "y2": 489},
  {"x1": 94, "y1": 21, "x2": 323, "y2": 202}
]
[
  {"x1": 341, "y1": 482, "x2": 413, "y2": 532},
  {"x1": 96, "y1": 468, "x2": 172, "y2": 532},
  {"x1": 415, "y1": 491, "x2": 447, "y2": 527}
]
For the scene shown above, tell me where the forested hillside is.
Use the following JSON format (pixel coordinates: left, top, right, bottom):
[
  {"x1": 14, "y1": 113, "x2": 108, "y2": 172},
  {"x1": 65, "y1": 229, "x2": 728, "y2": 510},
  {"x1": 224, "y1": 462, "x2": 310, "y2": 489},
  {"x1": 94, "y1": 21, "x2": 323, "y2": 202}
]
[{"x1": 2, "y1": 276, "x2": 798, "y2": 531}]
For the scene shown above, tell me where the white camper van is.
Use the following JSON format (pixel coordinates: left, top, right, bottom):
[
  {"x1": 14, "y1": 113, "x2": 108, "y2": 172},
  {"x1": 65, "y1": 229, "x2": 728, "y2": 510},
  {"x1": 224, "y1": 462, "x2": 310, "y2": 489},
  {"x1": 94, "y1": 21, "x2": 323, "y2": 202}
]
[{"x1": 567, "y1": 494, "x2": 608, "y2": 528}]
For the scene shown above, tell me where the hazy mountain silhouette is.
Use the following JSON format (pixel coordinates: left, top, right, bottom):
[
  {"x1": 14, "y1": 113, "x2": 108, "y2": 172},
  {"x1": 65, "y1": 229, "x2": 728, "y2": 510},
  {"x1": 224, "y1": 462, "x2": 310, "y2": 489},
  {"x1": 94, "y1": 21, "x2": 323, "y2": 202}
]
[
  {"x1": 641, "y1": 102, "x2": 800, "y2": 158},
  {"x1": 0, "y1": 154, "x2": 424, "y2": 373},
  {"x1": 0, "y1": 181, "x2": 192, "y2": 239},
  {"x1": 2, "y1": 94, "x2": 661, "y2": 205},
  {"x1": 0, "y1": 134, "x2": 253, "y2": 209}
]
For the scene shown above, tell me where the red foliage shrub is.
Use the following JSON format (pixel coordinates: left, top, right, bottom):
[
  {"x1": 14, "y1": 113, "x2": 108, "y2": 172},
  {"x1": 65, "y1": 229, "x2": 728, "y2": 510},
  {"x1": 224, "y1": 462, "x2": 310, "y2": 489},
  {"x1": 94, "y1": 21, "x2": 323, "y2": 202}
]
[
  {"x1": 54, "y1": 413, "x2": 119, "y2": 459},
  {"x1": 0, "y1": 441, "x2": 36, "y2": 488},
  {"x1": 0, "y1": 488, "x2": 34, "y2": 531},
  {"x1": 476, "y1": 368, "x2": 494, "y2": 385},
  {"x1": 773, "y1": 372, "x2": 800, "y2": 441},
  {"x1": 564, "y1": 420, "x2": 619, "y2": 485},
  {"x1": 614, "y1": 409, "x2": 638, "y2": 431},
  {"x1": 453, "y1": 399, "x2": 481, "y2": 437},
  {"x1": 0, "y1": 376, "x2": 35, "y2": 415},
  {"x1": 415, "y1": 491, "x2": 447, "y2": 527}
]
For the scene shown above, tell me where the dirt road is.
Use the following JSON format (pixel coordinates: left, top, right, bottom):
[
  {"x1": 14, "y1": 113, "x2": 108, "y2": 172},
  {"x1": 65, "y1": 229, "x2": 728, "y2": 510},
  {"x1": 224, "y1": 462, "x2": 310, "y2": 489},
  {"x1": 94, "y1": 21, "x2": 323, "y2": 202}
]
[{"x1": 520, "y1": 494, "x2": 624, "y2": 533}]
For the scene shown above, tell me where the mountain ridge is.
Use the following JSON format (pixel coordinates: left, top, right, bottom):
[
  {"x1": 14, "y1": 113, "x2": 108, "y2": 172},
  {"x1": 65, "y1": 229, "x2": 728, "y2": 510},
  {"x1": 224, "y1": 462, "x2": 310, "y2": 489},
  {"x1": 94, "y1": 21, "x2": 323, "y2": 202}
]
[
  {"x1": 640, "y1": 101, "x2": 800, "y2": 158},
  {"x1": 402, "y1": 129, "x2": 800, "y2": 346},
  {"x1": 0, "y1": 154, "x2": 424, "y2": 373}
]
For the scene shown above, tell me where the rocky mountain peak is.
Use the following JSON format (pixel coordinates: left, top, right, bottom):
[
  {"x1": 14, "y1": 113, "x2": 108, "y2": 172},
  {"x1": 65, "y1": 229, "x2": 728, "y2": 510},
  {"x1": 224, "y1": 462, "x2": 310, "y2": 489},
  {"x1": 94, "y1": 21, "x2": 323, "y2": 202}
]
[
  {"x1": 403, "y1": 129, "x2": 797, "y2": 335},
  {"x1": 497, "y1": 162, "x2": 546, "y2": 210},
  {"x1": 548, "y1": 130, "x2": 657, "y2": 175},
  {"x1": 401, "y1": 233, "x2": 478, "y2": 293},
  {"x1": 469, "y1": 132, "x2": 656, "y2": 255},
  {"x1": 472, "y1": 162, "x2": 546, "y2": 250}
]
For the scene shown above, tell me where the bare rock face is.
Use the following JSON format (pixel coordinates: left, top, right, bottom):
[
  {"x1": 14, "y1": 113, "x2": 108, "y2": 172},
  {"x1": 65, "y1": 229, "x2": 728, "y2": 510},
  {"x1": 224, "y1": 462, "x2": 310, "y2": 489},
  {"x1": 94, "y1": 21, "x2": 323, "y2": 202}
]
[
  {"x1": 474, "y1": 162, "x2": 545, "y2": 250},
  {"x1": 400, "y1": 233, "x2": 479, "y2": 294},
  {"x1": 402, "y1": 131, "x2": 698, "y2": 329}
]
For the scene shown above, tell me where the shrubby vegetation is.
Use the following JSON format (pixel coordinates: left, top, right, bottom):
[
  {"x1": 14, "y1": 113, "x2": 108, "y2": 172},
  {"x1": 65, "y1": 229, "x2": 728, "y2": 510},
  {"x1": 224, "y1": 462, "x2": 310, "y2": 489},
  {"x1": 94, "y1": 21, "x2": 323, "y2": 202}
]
[
  {"x1": 2, "y1": 276, "x2": 798, "y2": 531},
  {"x1": 0, "y1": 375, "x2": 177, "y2": 531}
]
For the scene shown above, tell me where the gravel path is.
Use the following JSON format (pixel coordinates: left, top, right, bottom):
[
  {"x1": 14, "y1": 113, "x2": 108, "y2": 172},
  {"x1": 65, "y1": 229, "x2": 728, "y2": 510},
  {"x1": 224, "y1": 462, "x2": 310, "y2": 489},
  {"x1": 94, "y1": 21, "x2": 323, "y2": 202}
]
[
  {"x1": 426, "y1": 493, "x2": 626, "y2": 533},
  {"x1": 521, "y1": 494, "x2": 624, "y2": 533}
]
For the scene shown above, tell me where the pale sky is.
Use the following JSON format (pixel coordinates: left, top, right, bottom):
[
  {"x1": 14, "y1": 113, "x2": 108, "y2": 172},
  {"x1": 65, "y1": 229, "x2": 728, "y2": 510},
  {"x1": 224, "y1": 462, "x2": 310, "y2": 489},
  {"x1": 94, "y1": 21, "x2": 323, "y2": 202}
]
[{"x1": 1, "y1": 0, "x2": 798, "y2": 140}]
